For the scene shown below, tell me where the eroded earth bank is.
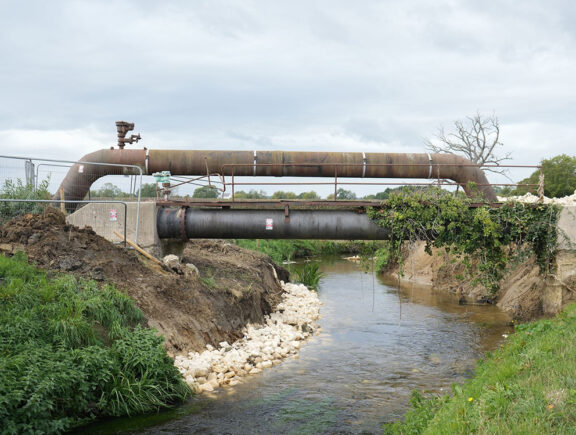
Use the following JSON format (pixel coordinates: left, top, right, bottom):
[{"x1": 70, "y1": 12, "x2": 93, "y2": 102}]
[{"x1": 0, "y1": 209, "x2": 293, "y2": 357}]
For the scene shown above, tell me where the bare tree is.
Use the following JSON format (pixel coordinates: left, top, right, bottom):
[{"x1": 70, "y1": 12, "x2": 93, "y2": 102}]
[{"x1": 425, "y1": 112, "x2": 511, "y2": 175}]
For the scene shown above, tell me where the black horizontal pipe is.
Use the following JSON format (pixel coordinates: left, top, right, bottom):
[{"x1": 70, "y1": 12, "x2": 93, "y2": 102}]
[{"x1": 157, "y1": 207, "x2": 391, "y2": 240}]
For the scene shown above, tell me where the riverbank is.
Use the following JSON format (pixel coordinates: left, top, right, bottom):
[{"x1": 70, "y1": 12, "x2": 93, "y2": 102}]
[
  {"x1": 175, "y1": 281, "x2": 321, "y2": 393},
  {"x1": 0, "y1": 253, "x2": 190, "y2": 432},
  {"x1": 0, "y1": 209, "x2": 297, "y2": 431},
  {"x1": 233, "y1": 239, "x2": 367, "y2": 263},
  {"x1": 386, "y1": 299, "x2": 576, "y2": 433},
  {"x1": 0, "y1": 209, "x2": 287, "y2": 355}
]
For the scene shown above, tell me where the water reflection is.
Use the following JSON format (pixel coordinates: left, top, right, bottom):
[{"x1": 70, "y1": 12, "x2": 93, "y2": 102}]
[{"x1": 84, "y1": 257, "x2": 513, "y2": 434}]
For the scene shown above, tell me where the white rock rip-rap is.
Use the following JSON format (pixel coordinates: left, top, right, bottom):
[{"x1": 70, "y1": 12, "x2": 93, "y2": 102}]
[
  {"x1": 498, "y1": 190, "x2": 576, "y2": 205},
  {"x1": 174, "y1": 282, "x2": 321, "y2": 393}
]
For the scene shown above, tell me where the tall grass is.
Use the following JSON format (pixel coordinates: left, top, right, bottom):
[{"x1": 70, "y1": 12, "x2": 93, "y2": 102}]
[
  {"x1": 0, "y1": 177, "x2": 51, "y2": 224},
  {"x1": 234, "y1": 239, "x2": 366, "y2": 263},
  {"x1": 294, "y1": 263, "x2": 324, "y2": 290},
  {"x1": 0, "y1": 253, "x2": 191, "y2": 433},
  {"x1": 385, "y1": 302, "x2": 576, "y2": 434}
]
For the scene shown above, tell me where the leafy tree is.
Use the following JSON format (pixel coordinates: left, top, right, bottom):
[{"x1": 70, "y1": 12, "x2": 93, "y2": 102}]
[
  {"x1": 426, "y1": 112, "x2": 511, "y2": 175},
  {"x1": 364, "y1": 186, "x2": 430, "y2": 200},
  {"x1": 326, "y1": 188, "x2": 357, "y2": 200},
  {"x1": 92, "y1": 182, "x2": 123, "y2": 198},
  {"x1": 297, "y1": 191, "x2": 320, "y2": 200},
  {"x1": 516, "y1": 154, "x2": 576, "y2": 198},
  {"x1": 192, "y1": 185, "x2": 219, "y2": 198},
  {"x1": 138, "y1": 183, "x2": 157, "y2": 198},
  {"x1": 0, "y1": 178, "x2": 51, "y2": 223},
  {"x1": 271, "y1": 191, "x2": 298, "y2": 199},
  {"x1": 233, "y1": 189, "x2": 267, "y2": 199}
]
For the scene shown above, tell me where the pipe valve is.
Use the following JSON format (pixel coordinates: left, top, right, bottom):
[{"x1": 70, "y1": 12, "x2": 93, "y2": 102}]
[{"x1": 115, "y1": 121, "x2": 141, "y2": 149}]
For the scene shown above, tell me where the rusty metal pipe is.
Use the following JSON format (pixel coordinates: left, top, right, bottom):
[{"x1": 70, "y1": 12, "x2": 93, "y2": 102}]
[
  {"x1": 54, "y1": 149, "x2": 146, "y2": 206},
  {"x1": 56, "y1": 149, "x2": 496, "y2": 207},
  {"x1": 149, "y1": 150, "x2": 495, "y2": 200}
]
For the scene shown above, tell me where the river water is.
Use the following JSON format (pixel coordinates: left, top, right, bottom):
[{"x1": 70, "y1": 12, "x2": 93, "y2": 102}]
[{"x1": 86, "y1": 257, "x2": 513, "y2": 434}]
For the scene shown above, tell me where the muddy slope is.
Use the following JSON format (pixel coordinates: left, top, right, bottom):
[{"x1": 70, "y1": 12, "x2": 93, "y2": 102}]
[
  {"x1": 384, "y1": 242, "x2": 576, "y2": 321},
  {"x1": 0, "y1": 209, "x2": 286, "y2": 355}
]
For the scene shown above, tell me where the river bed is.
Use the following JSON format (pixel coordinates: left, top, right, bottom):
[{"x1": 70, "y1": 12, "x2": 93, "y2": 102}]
[{"x1": 84, "y1": 257, "x2": 513, "y2": 434}]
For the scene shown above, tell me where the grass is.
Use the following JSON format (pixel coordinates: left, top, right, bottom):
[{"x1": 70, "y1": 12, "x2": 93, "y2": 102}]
[
  {"x1": 0, "y1": 252, "x2": 191, "y2": 433},
  {"x1": 294, "y1": 263, "x2": 324, "y2": 290},
  {"x1": 233, "y1": 239, "x2": 367, "y2": 264},
  {"x1": 385, "y1": 303, "x2": 576, "y2": 434}
]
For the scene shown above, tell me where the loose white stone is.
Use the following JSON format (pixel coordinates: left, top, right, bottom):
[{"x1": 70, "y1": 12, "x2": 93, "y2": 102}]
[{"x1": 174, "y1": 280, "x2": 321, "y2": 394}]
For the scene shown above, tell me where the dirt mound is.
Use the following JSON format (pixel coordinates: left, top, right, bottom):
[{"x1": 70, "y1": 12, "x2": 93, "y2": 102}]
[{"x1": 0, "y1": 209, "x2": 286, "y2": 355}]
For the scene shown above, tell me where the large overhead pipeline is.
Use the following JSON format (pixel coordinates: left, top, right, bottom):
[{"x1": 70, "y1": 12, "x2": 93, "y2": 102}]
[{"x1": 55, "y1": 149, "x2": 497, "y2": 206}]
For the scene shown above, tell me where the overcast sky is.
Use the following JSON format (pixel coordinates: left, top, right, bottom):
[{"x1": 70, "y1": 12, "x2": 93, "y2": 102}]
[{"x1": 1, "y1": 0, "x2": 575, "y2": 194}]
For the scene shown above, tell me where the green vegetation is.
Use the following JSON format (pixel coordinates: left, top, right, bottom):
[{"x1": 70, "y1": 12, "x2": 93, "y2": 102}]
[
  {"x1": 517, "y1": 154, "x2": 576, "y2": 198},
  {"x1": 0, "y1": 253, "x2": 190, "y2": 433},
  {"x1": 270, "y1": 191, "x2": 321, "y2": 200},
  {"x1": 91, "y1": 182, "x2": 123, "y2": 198},
  {"x1": 233, "y1": 189, "x2": 268, "y2": 199},
  {"x1": 0, "y1": 178, "x2": 51, "y2": 224},
  {"x1": 138, "y1": 183, "x2": 157, "y2": 198},
  {"x1": 326, "y1": 188, "x2": 357, "y2": 200},
  {"x1": 192, "y1": 185, "x2": 220, "y2": 198},
  {"x1": 294, "y1": 263, "x2": 324, "y2": 290},
  {"x1": 234, "y1": 239, "x2": 364, "y2": 264},
  {"x1": 367, "y1": 188, "x2": 559, "y2": 296},
  {"x1": 385, "y1": 301, "x2": 576, "y2": 434}
]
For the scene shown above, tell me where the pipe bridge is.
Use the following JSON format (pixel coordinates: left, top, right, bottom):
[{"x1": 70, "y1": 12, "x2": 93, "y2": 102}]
[{"x1": 59, "y1": 147, "x2": 496, "y2": 241}]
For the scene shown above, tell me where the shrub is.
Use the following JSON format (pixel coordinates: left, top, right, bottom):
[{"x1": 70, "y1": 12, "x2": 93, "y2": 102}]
[{"x1": 0, "y1": 253, "x2": 191, "y2": 433}]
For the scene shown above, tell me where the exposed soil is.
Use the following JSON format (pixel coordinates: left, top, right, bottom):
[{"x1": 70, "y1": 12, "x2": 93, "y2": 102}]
[
  {"x1": 0, "y1": 208, "x2": 287, "y2": 355},
  {"x1": 384, "y1": 241, "x2": 576, "y2": 321}
]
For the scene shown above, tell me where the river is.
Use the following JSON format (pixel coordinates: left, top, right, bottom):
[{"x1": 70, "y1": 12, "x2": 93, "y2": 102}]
[{"x1": 84, "y1": 257, "x2": 513, "y2": 434}]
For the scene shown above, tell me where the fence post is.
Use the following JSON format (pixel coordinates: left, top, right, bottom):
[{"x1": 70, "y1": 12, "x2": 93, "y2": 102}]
[{"x1": 59, "y1": 188, "x2": 66, "y2": 214}]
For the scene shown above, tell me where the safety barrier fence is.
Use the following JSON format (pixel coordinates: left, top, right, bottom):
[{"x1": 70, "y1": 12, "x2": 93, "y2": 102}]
[
  {"x1": 0, "y1": 199, "x2": 128, "y2": 246},
  {"x1": 220, "y1": 162, "x2": 544, "y2": 201},
  {"x1": 0, "y1": 155, "x2": 143, "y2": 244}
]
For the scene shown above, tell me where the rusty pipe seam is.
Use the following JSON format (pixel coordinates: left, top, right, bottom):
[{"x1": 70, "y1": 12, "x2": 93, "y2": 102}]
[
  {"x1": 146, "y1": 150, "x2": 497, "y2": 201},
  {"x1": 55, "y1": 149, "x2": 497, "y2": 208}
]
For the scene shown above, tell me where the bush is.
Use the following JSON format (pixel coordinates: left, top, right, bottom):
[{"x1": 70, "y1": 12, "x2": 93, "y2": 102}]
[
  {"x1": 0, "y1": 178, "x2": 51, "y2": 224},
  {"x1": 0, "y1": 253, "x2": 191, "y2": 433},
  {"x1": 367, "y1": 188, "x2": 559, "y2": 295}
]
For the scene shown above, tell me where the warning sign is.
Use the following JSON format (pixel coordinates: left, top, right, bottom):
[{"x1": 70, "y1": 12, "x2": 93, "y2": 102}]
[
  {"x1": 109, "y1": 209, "x2": 118, "y2": 222},
  {"x1": 265, "y1": 218, "x2": 273, "y2": 230}
]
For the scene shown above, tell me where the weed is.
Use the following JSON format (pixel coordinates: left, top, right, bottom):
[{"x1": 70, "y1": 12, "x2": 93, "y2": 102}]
[
  {"x1": 294, "y1": 263, "x2": 324, "y2": 290},
  {"x1": 386, "y1": 302, "x2": 576, "y2": 433},
  {"x1": 0, "y1": 177, "x2": 51, "y2": 223},
  {"x1": 0, "y1": 253, "x2": 191, "y2": 432},
  {"x1": 201, "y1": 275, "x2": 217, "y2": 288}
]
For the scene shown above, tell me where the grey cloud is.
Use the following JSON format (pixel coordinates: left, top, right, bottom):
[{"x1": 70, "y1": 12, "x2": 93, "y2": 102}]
[{"x1": 0, "y1": 0, "x2": 575, "y2": 184}]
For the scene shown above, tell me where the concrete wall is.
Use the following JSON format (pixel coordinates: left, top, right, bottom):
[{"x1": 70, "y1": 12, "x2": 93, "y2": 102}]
[
  {"x1": 542, "y1": 206, "x2": 576, "y2": 314},
  {"x1": 66, "y1": 201, "x2": 159, "y2": 252},
  {"x1": 558, "y1": 206, "x2": 576, "y2": 250}
]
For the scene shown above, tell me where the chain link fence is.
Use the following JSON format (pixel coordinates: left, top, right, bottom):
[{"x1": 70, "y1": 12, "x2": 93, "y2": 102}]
[{"x1": 0, "y1": 155, "x2": 145, "y2": 245}]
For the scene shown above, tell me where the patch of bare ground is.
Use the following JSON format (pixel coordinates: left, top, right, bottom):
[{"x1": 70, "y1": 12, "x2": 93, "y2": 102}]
[
  {"x1": 383, "y1": 241, "x2": 575, "y2": 321},
  {"x1": 0, "y1": 208, "x2": 287, "y2": 355}
]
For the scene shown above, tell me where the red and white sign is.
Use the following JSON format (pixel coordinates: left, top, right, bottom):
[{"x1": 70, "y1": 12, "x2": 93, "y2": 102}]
[
  {"x1": 109, "y1": 209, "x2": 118, "y2": 222},
  {"x1": 265, "y1": 218, "x2": 273, "y2": 230}
]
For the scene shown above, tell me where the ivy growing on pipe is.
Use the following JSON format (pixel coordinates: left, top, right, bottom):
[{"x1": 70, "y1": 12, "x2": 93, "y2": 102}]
[{"x1": 367, "y1": 187, "x2": 559, "y2": 296}]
